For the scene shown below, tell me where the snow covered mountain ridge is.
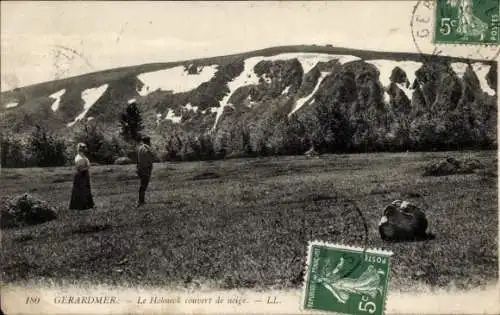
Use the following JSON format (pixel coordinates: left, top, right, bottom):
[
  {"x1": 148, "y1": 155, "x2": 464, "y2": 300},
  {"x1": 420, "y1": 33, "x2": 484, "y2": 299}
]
[{"x1": 0, "y1": 45, "x2": 497, "y2": 155}]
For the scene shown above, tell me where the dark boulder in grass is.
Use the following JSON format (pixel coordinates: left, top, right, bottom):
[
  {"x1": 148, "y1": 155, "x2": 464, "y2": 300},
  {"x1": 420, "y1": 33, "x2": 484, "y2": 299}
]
[
  {"x1": 1, "y1": 193, "x2": 57, "y2": 229},
  {"x1": 378, "y1": 200, "x2": 431, "y2": 242},
  {"x1": 114, "y1": 156, "x2": 133, "y2": 165}
]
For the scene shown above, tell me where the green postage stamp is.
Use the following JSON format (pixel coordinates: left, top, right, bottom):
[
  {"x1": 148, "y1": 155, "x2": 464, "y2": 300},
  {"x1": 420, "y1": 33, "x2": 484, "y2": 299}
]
[
  {"x1": 302, "y1": 242, "x2": 393, "y2": 315},
  {"x1": 434, "y1": 0, "x2": 499, "y2": 45}
]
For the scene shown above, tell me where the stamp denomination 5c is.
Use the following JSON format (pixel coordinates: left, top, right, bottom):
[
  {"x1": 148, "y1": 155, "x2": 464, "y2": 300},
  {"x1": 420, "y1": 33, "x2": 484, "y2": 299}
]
[
  {"x1": 434, "y1": 0, "x2": 499, "y2": 45},
  {"x1": 302, "y1": 242, "x2": 393, "y2": 315}
]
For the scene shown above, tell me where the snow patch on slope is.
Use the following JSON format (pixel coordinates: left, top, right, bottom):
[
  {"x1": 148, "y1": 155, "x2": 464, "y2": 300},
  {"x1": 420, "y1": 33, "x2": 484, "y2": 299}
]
[
  {"x1": 365, "y1": 60, "x2": 392, "y2": 87},
  {"x1": 137, "y1": 65, "x2": 218, "y2": 96},
  {"x1": 211, "y1": 53, "x2": 361, "y2": 130},
  {"x1": 165, "y1": 109, "x2": 182, "y2": 124},
  {"x1": 5, "y1": 102, "x2": 18, "y2": 108},
  {"x1": 382, "y1": 90, "x2": 390, "y2": 104},
  {"x1": 365, "y1": 60, "x2": 422, "y2": 88},
  {"x1": 50, "y1": 89, "x2": 66, "y2": 112},
  {"x1": 397, "y1": 61, "x2": 422, "y2": 88},
  {"x1": 184, "y1": 103, "x2": 198, "y2": 113},
  {"x1": 365, "y1": 60, "x2": 422, "y2": 101},
  {"x1": 289, "y1": 71, "x2": 330, "y2": 116},
  {"x1": 211, "y1": 56, "x2": 265, "y2": 130},
  {"x1": 451, "y1": 62, "x2": 468, "y2": 79},
  {"x1": 472, "y1": 63, "x2": 495, "y2": 96},
  {"x1": 67, "y1": 84, "x2": 108, "y2": 127},
  {"x1": 282, "y1": 86, "x2": 290, "y2": 95},
  {"x1": 396, "y1": 83, "x2": 413, "y2": 101},
  {"x1": 365, "y1": 60, "x2": 392, "y2": 103},
  {"x1": 266, "y1": 53, "x2": 361, "y2": 74},
  {"x1": 156, "y1": 113, "x2": 162, "y2": 126}
]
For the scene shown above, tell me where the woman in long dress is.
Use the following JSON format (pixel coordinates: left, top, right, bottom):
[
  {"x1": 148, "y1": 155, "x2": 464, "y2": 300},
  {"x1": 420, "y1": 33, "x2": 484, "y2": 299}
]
[{"x1": 69, "y1": 143, "x2": 95, "y2": 210}]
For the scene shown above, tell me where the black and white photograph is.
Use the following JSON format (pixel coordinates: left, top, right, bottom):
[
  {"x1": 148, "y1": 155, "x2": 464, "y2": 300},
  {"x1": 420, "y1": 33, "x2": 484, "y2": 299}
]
[{"x1": 1, "y1": 1, "x2": 498, "y2": 314}]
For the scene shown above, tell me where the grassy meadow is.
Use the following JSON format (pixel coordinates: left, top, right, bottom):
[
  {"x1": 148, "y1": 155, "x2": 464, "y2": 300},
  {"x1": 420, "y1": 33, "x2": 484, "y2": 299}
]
[{"x1": 0, "y1": 151, "x2": 497, "y2": 292}]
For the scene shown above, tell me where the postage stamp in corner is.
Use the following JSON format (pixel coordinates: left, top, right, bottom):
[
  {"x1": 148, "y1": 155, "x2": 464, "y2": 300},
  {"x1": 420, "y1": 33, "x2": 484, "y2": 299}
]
[
  {"x1": 302, "y1": 242, "x2": 393, "y2": 315},
  {"x1": 434, "y1": 0, "x2": 500, "y2": 45}
]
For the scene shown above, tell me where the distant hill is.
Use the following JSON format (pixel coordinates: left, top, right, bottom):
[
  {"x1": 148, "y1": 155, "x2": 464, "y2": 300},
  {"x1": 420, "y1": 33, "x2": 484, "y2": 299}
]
[{"x1": 0, "y1": 44, "x2": 497, "y2": 160}]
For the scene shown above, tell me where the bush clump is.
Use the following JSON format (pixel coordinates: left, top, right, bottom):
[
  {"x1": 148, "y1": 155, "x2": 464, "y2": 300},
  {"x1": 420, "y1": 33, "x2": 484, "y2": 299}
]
[
  {"x1": 423, "y1": 156, "x2": 484, "y2": 176},
  {"x1": 1, "y1": 193, "x2": 57, "y2": 228}
]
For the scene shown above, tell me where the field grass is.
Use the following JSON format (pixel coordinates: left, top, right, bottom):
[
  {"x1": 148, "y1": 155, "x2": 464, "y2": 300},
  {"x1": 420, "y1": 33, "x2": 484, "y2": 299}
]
[{"x1": 0, "y1": 151, "x2": 497, "y2": 292}]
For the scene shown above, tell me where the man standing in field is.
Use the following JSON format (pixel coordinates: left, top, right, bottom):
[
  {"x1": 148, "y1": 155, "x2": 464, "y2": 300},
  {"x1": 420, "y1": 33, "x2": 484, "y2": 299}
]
[{"x1": 136, "y1": 135, "x2": 155, "y2": 207}]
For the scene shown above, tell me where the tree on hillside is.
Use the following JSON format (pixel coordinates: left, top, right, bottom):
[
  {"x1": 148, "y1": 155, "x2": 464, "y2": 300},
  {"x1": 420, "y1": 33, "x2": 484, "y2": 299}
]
[
  {"x1": 120, "y1": 101, "x2": 144, "y2": 142},
  {"x1": 74, "y1": 121, "x2": 124, "y2": 164},
  {"x1": 313, "y1": 101, "x2": 353, "y2": 152},
  {"x1": 1, "y1": 133, "x2": 29, "y2": 168},
  {"x1": 167, "y1": 134, "x2": 183, "y2": 160},
  {"x1": 29, "y1": 125, "x2": 67, "y2": 167}
]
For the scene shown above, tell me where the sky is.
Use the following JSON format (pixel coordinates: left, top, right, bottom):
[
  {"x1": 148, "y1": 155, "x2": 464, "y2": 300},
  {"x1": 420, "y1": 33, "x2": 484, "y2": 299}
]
[{"x1": 0, "y1": 1, "x2": 469, "y2": 91}]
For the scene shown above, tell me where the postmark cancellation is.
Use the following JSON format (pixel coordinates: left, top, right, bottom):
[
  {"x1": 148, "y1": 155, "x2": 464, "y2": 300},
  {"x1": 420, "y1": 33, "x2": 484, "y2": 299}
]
[
  {"x1": 301, "y1": 241, "x2": 393, "y2": 315},
  {"x1": 411, "y1": 0, "x2": 499, "y2": 67}
]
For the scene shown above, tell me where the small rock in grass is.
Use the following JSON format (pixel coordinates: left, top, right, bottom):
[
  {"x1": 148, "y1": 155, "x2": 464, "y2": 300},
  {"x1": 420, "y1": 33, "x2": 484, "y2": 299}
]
[{"x1": 114, "y1": 157, "x2": 133, "y2": 165}]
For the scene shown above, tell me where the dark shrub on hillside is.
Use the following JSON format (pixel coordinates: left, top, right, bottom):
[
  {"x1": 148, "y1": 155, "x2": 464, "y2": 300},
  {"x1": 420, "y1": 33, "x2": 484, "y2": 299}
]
[
  {"x1": 120, "y1": 101, "x2": 144, "y2": 142},
  {"x1": 74, "y1": 122, "x2": 126, "y2": 165},
  {"x1": 313, "y1": 101, "x2": 353, "y2": 152},
  {"x1": 0, "y1": 134, "x2": 29, "y2": 168},
  {"x1": 95, "y1": 136, "x2": 127, "y2": 165},
  {"x1": 189, "y1": 60, "x2": 244, "y2": 110},
  {"x1": 1, "y1": 193, "x2": 57, "y2": 228},
  {"x1": 185, "y1": 64, "x2": 202, "y2": 75},
  {"x1": 178, "y1": 135, "x2": 203, "y2": 161},
  {"x1": 159, "y1": 132, "x2": 223, "y2": 162},
  {"x1": 193, "y1": 133, "x2": 218, "y2": 160},
  {"x1": 28, "y1": 125, "x2": 67, "y2": 167},
  {"x1": 390, "y1": 66, "x2": 409, "y2": 84}
]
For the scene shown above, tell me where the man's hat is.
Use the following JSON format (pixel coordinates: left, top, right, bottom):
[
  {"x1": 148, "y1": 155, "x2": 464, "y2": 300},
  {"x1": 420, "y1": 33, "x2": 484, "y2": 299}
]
[
  {"x1": 128, "y1": 98, "x2": 137, "y2": 104},
  {"x1": 140, "y1": 134, "x2": 151, "y2": 143}
]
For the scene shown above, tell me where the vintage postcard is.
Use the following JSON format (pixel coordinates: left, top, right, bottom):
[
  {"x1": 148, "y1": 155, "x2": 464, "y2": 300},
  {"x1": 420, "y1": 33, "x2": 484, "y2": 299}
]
[{"x1": 1, "y1": 1, "x2": 499, "y2": 314}]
